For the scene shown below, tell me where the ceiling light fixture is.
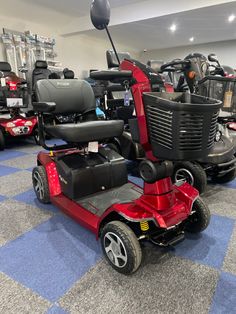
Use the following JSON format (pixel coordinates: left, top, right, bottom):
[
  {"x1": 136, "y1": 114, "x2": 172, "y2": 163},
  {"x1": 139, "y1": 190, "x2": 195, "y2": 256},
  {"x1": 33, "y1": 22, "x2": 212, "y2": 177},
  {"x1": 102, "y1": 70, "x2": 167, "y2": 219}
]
[
  {"x1": 228, "y1": 14, "x2": 235, "y2": 22},
  {"x1": 169, "y1": 24, "x2": 177, "y2": 32},
  {"x1": 189, "y1": 37, "x2": 195, "y2": 42}
]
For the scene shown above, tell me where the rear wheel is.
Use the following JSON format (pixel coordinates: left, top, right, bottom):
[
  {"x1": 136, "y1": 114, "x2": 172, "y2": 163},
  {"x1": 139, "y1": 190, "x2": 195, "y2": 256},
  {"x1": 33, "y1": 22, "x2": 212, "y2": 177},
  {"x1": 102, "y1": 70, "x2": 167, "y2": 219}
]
[
  {"x1": 185, "y1": 198, "x2": 210, "y2": 233},
  {"x1": 101, "y1": 221, "x2": 142, "y2": 275},
  {"x1": 32, "y1": 166, "x2": 50, "y2": 204},
  {"x1": 173, "y1": 161, "x2": 207, "y2": 194},
  {"x1": 0, "y1": 129, "x2": 5, "y2": 151},
  {"x1": 212, "y1": 168, "x2": 236, "y2": 184}
]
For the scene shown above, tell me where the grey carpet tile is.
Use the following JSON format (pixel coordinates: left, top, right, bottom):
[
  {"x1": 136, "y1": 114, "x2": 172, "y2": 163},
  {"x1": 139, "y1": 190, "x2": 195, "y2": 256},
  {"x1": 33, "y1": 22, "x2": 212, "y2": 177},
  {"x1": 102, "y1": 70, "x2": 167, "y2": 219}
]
[
  {"x1": 0, "y1": 199, "x2": 53, "y2": 246},
  {"x1": 59, "y1": 249, "x2": 219, "y2": 314},
  {"x1": 0, "y1": 154, "x2": 37, "y2": 170},
  {"x1": 203, "y1": 185, "x2": 236, "y2": 206},
  {"x1": 223, "y1": 223, "x2": 236, "y2": 276},
  {"x1": 13, "y1": 145, "x2": 41, "y2": 154},
  {"x1": 208, "y1": 202, "x2": 236, "y2": 220},
  {"x1": 0, "y1": 171, "x2": 32, "y2": 197},
  {"x1": 0, "y1": 272, "x2": 51, "y2": 314}
]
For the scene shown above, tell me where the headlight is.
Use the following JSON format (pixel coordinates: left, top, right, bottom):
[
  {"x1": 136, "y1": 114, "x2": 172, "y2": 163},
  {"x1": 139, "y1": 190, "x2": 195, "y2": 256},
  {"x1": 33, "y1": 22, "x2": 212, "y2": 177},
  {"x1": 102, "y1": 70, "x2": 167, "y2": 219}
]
[
  {"x1": 6, "y1": 122, "x2": 16, "y2": 128},
  {"x1": 215, "y1": 130, "x2": 222, "y2": 142},
  {"x1": 25, "y1": 121, "x2": 33, "y2": 126}
]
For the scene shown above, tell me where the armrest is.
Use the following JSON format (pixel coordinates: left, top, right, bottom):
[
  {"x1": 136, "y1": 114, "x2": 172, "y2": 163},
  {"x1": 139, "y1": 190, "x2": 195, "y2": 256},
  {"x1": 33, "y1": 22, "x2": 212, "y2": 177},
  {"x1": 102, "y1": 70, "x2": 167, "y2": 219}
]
[
  {"x1": 33, "y1": 102, "x2": 56, "y2": 113},
  {"x1": 90, "y1": 70, "x2": 132, "y2": 82}
]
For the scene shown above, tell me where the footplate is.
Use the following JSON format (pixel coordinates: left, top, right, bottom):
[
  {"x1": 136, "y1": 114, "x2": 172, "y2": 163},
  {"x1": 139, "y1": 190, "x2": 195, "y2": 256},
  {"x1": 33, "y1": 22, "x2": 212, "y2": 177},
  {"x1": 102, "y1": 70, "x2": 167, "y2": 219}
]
[{"x1": 150, "y1": 230, "x2": 185, "y2": 247}]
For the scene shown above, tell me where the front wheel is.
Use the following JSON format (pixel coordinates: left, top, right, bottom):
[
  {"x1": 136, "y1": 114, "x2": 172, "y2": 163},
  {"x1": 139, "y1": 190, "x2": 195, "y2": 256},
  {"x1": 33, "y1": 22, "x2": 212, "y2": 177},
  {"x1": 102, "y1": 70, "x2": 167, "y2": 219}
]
[
  {"x1": 185, "y1": 198, "x2": 210, "y2": 233},
  {"x1": 0, "y1": 129, "x2": 5, "y2": 151},
  {"x1": 173, "y1": 161, "x2": 207, "y2": 194},
  {"x1": 101, "y1": 221, "x2": 142, "y2": 275}
]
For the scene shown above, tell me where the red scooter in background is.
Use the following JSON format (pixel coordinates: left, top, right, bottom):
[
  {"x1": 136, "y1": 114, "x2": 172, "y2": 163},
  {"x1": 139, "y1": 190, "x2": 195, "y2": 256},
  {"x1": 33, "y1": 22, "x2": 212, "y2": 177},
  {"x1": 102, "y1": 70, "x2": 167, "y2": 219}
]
[{"x1": 0, "y1": 61, "x2": 38, "y2": 150}]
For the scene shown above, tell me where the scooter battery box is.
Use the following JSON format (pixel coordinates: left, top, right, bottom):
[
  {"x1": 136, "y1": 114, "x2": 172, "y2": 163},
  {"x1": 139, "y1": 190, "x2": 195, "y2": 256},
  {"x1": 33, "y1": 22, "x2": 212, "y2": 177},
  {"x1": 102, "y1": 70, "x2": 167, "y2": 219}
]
[{"x1": 56, "y1": 147, "x2": 128, "y2": 200}]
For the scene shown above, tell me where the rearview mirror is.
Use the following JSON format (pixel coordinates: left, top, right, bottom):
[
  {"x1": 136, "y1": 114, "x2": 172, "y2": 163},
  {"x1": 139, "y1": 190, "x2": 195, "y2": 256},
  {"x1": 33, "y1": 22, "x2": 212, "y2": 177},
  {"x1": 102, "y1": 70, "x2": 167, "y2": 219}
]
[
  {"x1": 208, "y1": 53, "x2": 219, "y2": 63},
  {"x1": 90, "y1": 0, "x2": 111, "y2": 30}
]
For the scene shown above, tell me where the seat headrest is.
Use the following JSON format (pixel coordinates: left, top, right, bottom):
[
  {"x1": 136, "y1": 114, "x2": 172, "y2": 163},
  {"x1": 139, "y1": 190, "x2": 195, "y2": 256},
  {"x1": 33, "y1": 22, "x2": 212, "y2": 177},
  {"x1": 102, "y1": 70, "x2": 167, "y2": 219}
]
[
  {"x1": 147, "y1": 60, "x2": 164, "y2": 72},
  {"x1": 106, "y1": 50, "x2": 131, "y2": 69},
  {"x1": 0, "y1": 62, "x2": 12, "y2": 72},
  {"x1": 35, "y1": 60, "x2": 48, "y2": 69},
  {"x1": 63, "y1": 69, "x2": 75, "y2": 79},
  {"x1": 36, "y1": 79, "x2": 95, "y2": 114},
  {"x1": 49, "y1": 72, "x2": 61, "y2": 79}
]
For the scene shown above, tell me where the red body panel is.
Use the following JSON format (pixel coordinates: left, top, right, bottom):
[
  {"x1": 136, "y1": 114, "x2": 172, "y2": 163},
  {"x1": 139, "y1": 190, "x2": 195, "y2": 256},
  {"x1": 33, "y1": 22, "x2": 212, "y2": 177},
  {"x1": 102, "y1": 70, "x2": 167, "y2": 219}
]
[
  {"x1": 0, "y1": 115, "x2": 37, "y2": 137},
  {"x1": 39, "y1": 151, "x2": 197, "y2": 236}
]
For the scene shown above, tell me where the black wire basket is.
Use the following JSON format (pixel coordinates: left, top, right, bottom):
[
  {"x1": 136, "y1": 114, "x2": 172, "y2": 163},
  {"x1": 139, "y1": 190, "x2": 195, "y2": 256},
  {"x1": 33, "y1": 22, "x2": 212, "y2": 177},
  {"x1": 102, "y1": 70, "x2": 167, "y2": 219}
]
[
  {"x1": 197, "y1": 76, "x2": 236, "y2": 113},
  {"x1": 143, "y1": 92, "x2": 221, "y2": 161}
]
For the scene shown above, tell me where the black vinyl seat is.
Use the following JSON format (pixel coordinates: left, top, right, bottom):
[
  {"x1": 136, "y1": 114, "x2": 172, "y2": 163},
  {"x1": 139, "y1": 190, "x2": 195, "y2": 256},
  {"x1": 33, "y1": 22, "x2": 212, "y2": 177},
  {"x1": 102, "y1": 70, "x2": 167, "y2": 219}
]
[
  {"x1": 45, "y1": 120, "x2": 123, "y2": 143},
  {"x1": 35, "y1": 79, "x2": 124, "y2": 144}
]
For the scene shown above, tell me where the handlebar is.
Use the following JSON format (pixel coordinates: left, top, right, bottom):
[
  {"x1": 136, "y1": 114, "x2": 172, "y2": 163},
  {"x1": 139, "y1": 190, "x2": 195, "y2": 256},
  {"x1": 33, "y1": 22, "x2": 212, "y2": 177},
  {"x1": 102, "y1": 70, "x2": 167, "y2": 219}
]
[{"x1": 160, "y1": 60, "x2": 191, "y2": 72}]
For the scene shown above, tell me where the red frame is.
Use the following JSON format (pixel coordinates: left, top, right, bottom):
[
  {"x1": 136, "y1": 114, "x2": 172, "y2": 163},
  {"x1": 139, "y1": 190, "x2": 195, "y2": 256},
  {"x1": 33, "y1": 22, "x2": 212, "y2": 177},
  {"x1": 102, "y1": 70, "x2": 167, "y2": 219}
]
[{"x1": 38, "y1": 59, "x2": 199, "y2": 238}]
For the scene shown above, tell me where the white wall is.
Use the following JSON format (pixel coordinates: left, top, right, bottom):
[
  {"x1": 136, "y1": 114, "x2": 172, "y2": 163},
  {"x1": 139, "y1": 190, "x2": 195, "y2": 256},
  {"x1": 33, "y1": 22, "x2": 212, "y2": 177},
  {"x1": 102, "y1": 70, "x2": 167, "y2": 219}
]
[
  {"x1": 0, "y1": 14, "x2": 139, "y2": 79},
  {"x1": 139, "y1": 40, "x2": 236, "y2": 69},
  {"x1": 0, "y1": 15, "x2": 54, "y2": 61},
  {"x1": 57, "y1": 34, "x2": 139, "y2": 78}
]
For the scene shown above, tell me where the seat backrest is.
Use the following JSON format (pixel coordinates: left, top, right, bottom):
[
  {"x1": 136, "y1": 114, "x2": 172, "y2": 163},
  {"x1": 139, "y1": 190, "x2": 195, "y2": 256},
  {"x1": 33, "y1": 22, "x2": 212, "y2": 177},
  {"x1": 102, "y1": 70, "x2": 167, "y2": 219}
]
[
  {"x1": 106, "y1": 50, "x2": 131, "y2": 69},
  {"x1": 63, "y1": 69, "x2": 75, "y2": 79},
  {"x1": 0, "y1": 62, "x2": 12, "y2": 72},
  {"x1": 32, "y1": 60, "x2": 51, "y2": 90},
  {"x1": 147, "y1": 60, "x2": 164, "y2": 72},
  {"x1": 49, "y1": 72, "x2": 61, "y2": 79},
  {"x1": 36, "y1": 79, "x2": 96, "y2": 115}
]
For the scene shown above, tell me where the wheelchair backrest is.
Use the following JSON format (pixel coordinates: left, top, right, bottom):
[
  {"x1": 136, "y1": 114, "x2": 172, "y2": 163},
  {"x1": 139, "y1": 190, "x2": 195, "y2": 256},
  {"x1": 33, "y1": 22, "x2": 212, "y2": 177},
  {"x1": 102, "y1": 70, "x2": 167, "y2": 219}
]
[
  {"x1": 36, "y1": 79, "x2": 96, "y2": 115},
  {"x1": 32, "y1": 60, "x2": 51, "y2": 90}
]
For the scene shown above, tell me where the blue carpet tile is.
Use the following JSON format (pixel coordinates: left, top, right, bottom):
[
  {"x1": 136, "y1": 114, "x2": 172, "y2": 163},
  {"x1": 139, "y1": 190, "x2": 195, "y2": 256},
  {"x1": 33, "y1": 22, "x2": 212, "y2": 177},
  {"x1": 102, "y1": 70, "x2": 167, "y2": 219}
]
[
  {"x1": 0, "y1": 214, "x2": 102, "y2": 302},
  {"x1": 209, "y1": 272, "x2": 236, "y2": 314},
  {"x1": 173, "y1": 215, "x2": 235, "y2": 269}
]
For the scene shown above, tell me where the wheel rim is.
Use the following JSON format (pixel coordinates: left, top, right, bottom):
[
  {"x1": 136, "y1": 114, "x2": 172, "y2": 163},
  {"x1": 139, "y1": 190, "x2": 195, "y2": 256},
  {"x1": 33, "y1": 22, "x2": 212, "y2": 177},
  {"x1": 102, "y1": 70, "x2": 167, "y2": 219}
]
[
  {"x1": 33, "y1": 171, "x2": 44, "y2": 200},
  {"x1": 175, "y1": 168, "x2": 194, "y2": 186},
  {"x1": 103, "y1": 232, "x2": 128, "y2": 268}
]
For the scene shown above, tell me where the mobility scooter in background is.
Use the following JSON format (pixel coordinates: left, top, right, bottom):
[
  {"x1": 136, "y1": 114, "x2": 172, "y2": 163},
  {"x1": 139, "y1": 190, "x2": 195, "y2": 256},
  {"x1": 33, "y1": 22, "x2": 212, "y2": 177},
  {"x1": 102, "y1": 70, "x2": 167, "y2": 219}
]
[
  {"x1": 156, "y1": 55, "x2": 236, "y2": 191},
  {"x1": 195, "y1": 54, "x2": 236, "y2": 150},
  {"x1": 32, "y1": 0, "x2": 221, "y2": 274},
  {"x1": 0, "y1": 61, "x2": 38, "y2": 150}
]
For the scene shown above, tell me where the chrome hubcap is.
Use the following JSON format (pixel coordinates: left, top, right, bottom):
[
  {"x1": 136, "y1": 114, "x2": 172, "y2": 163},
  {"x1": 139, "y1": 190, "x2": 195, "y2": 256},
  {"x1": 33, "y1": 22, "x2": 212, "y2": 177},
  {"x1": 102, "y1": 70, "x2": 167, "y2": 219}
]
[
  {"x1": 33, "y1": 172, "x2": 44, "y2": 200},
  {"x1": 104, "y1": 232, "x2": 127, "y2": 268},
  {"x1": 175, "y1": 168, "x2": 194, "y2": 186}
]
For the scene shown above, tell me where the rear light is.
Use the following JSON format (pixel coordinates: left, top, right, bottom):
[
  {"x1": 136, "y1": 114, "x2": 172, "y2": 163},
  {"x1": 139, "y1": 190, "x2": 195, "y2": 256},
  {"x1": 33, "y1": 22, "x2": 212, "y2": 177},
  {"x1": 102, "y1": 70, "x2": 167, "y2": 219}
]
[
  {"x1": 25, "y1": 121, "x2": 33, "y2": 126},
  {"x1": 8, "y1": 82, "x2": 17, "y2": 91},
  {"x1": 6, "y1": 122, "x2": 16, "y2": 128}
]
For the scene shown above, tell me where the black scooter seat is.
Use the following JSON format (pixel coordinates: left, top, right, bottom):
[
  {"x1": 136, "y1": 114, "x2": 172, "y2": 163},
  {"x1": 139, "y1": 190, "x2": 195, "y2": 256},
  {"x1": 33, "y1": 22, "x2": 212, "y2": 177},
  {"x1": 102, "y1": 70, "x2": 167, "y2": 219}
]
[{"x1": 45, "y1": 120, "x2": 124, "y2": 143}]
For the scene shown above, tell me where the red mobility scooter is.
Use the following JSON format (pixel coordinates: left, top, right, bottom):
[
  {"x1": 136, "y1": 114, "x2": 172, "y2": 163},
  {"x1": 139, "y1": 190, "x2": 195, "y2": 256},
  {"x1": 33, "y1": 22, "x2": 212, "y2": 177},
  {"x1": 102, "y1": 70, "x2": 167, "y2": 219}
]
[
  {"x1": 32, "y1": 0, "x2": 220, "y2": 274},
  {"x1": 0, "y1": 61, "x2": 37, "y2": 150}
]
